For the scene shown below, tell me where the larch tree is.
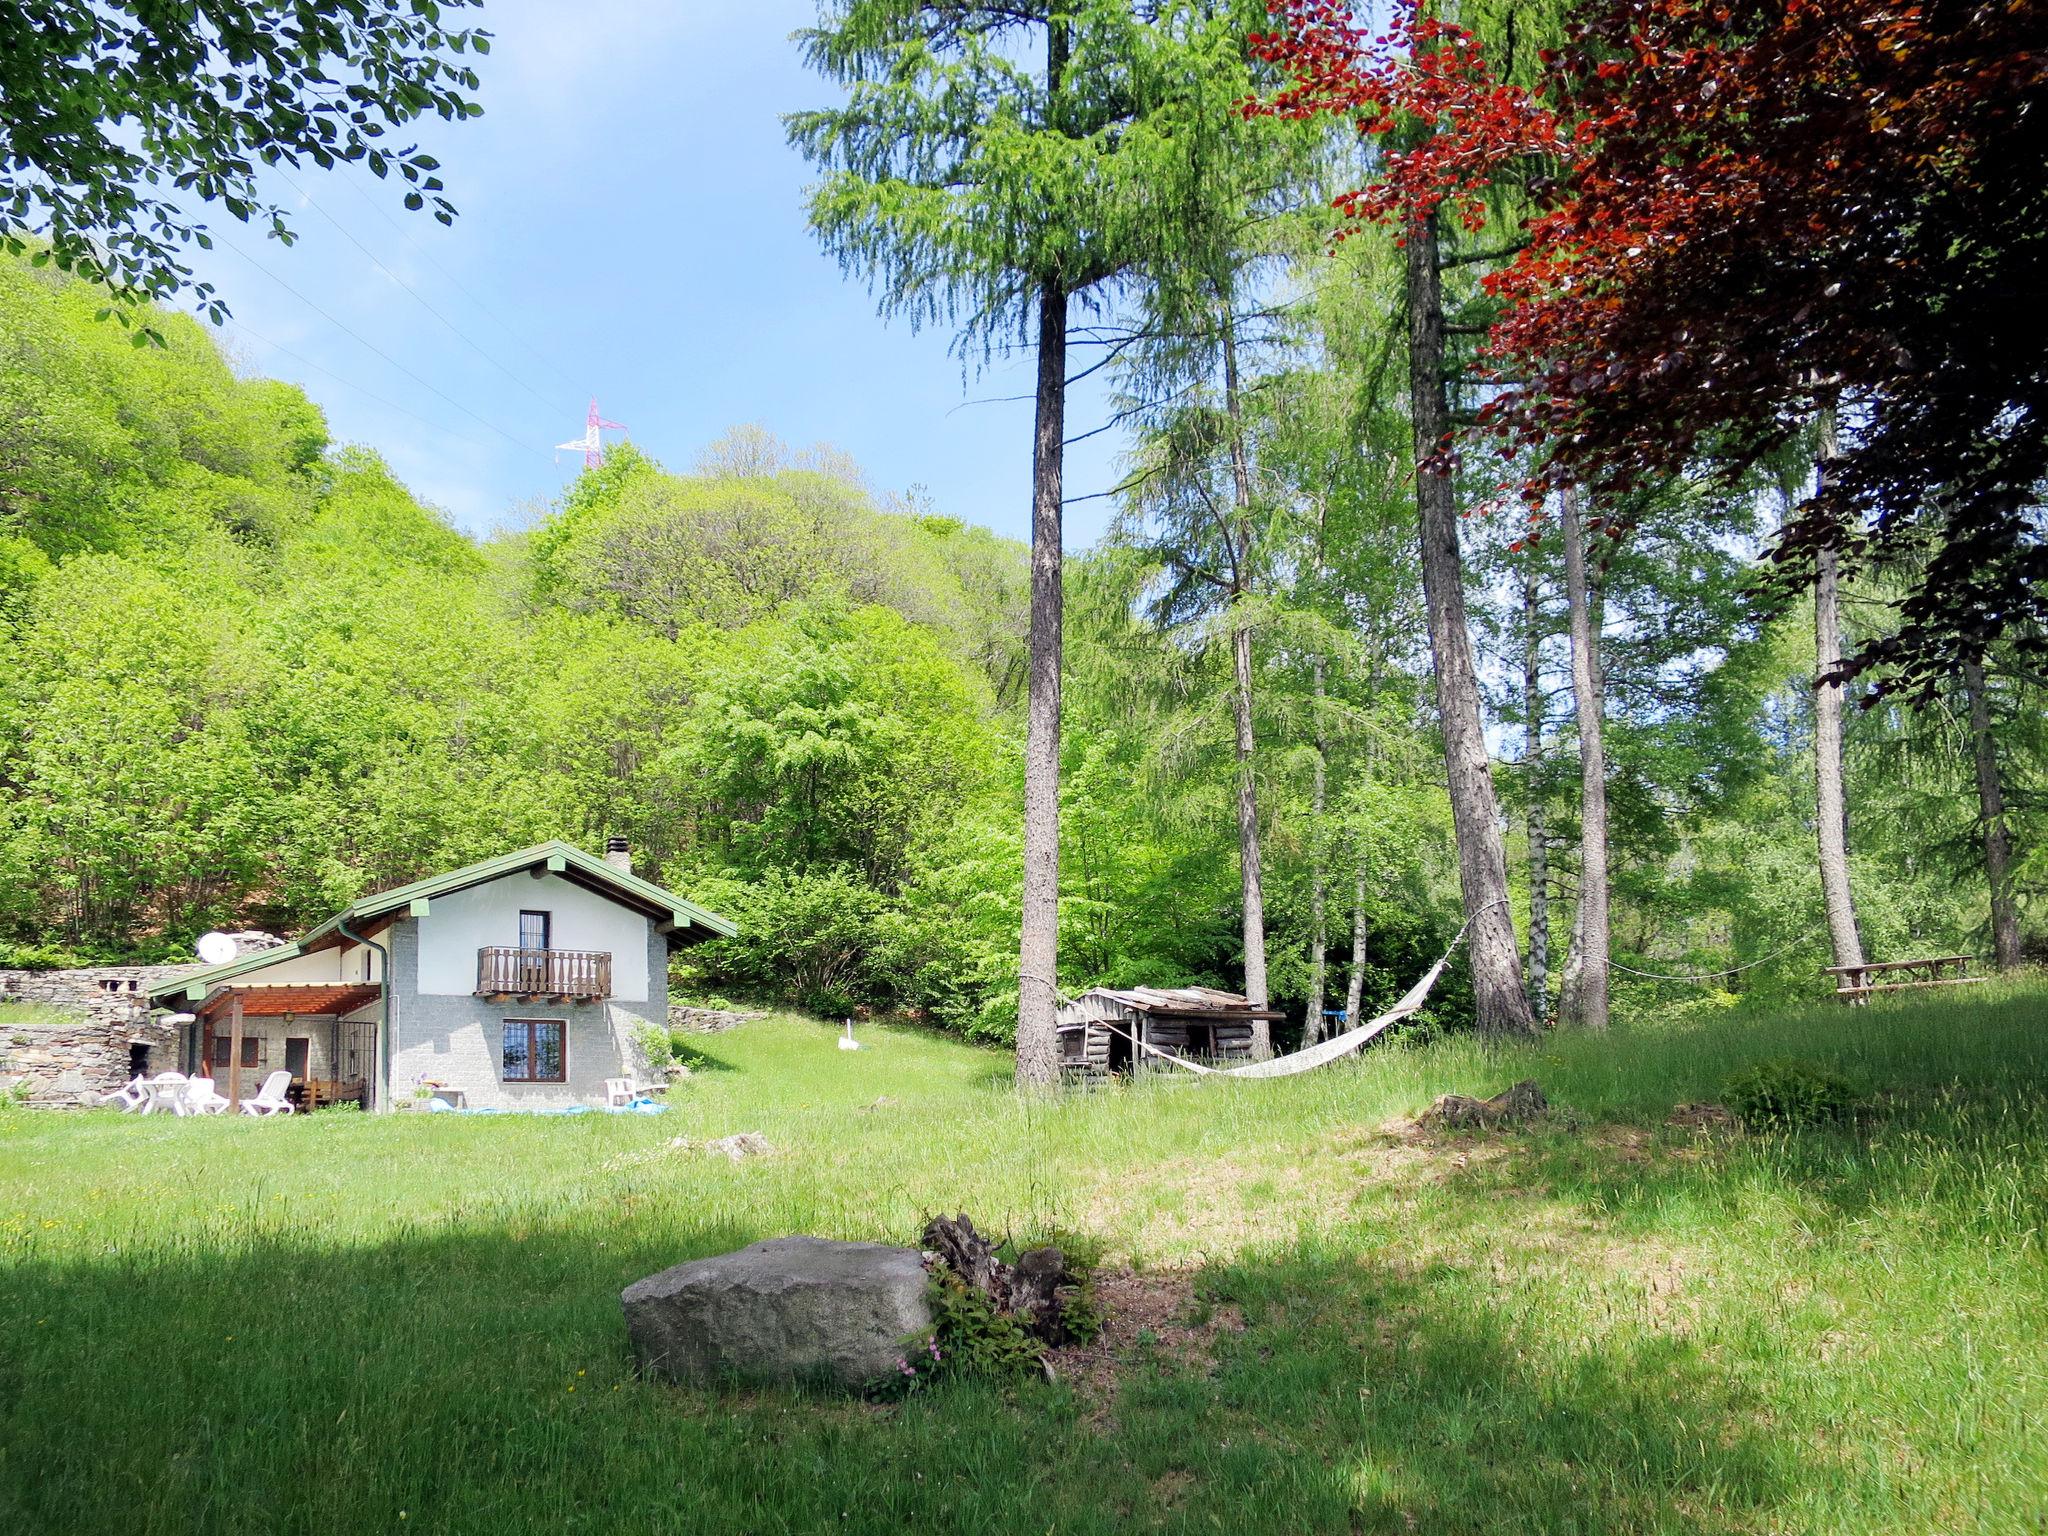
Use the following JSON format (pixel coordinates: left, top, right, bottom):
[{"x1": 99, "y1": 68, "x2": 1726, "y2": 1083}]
[{"x1": 789, "y1": 1, "x2": 1278, "y2": 1083}]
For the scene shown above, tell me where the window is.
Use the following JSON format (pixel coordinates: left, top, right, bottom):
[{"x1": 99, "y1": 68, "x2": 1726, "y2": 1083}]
[
  {"x1": 502, "y1": 1020, "x2": 565, "y2": 1083},
  {"x1": 209, "y1": 1035, "x2": 263, "y2": 1070},
  {"x1": 518, "y1": 910, "x2": 551, "y2": 951}
]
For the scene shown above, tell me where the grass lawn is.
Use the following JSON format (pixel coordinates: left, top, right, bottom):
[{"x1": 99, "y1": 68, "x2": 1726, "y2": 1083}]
[{"x1": 3, "y1": 986, "x2": 2046, "y2": 1534}]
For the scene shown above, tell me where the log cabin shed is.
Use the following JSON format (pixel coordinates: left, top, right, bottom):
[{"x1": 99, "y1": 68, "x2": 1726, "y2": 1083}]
[{"x1": 1056, "y1": 986, "x2": 1284, "y2": 1077}]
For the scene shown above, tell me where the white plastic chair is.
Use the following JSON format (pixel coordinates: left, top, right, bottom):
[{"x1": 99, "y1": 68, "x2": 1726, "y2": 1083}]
[
  {"x1": 184, "y1": 1077, "x2": 230, "y2": 1116},
  {"x1": 603, "y1": 1077, "x2": 635, "y2": 1108},
  {"x1": 241, "y1": 1070, "x2": 295, "y2": 1116},
  {"x1": 140, "y1": 1072, "x2": 187, "y2": 1115},
  {"x1": 100, "y1": 1077, "x2": 148, "y2": 1112}
]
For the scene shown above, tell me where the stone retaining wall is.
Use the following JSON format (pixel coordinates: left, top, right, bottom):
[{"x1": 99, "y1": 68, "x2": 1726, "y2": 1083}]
[
  {"x1": 0, "y1": 933, "x2": 284, "y2": 1107},
  {"x1": 0, "y1": 965, "x2": 198, "y2": 1105},
  {"x1": 667, "y1": 1005, "x2": 766, "y2": 1035}
]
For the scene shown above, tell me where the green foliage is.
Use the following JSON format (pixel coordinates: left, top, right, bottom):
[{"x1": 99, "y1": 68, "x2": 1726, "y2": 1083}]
[
  {"x1": 688, "y1": 869, "x2": 893, "y2": 1018},
  {"x1": 0, "y1": 6, "x2": 486, "y2": 321},
  {"x1": 0, "y1": 941, "x2": 88, "y2": 972},
  {"x1": 1722, "y1": 1058, "x2": 1869, "y2": 1130}
]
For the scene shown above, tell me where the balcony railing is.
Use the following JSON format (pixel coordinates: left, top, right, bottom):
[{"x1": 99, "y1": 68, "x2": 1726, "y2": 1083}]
[{"x1": 475, "y1": 947, "x2": 612, "y2": 1000}]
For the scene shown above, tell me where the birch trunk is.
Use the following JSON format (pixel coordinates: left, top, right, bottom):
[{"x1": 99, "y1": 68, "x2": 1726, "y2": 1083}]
[
  {"x1": 1308, "y1": 656, "x2": 1329, "y2": 1040},
  {"x1": 1963, "y1": 658, "x2": 2023, "y2": 970},
  {"x1": 1221, "y1": 315, "x2": 1270, "y2": 1054},
  {"x1": 1558, "y1": 486, "x2": 1610, "y2": 1031},
  {"x1": 1014, "y1": 273, "x2": 1068, "y2": 1088},
  {"x1": 1407, "y1": 207, "x2": 1537, "y2": 1039},
  {"x1": 1521, "y1": 559, "x2": 1550, "y2": 1019},
  {"x1": 1230, "y1": 618, "x2": 1270, "y2": 1052},
  {"x1": 1813, "y1": 540, "x2": 1864, "y2": 972},
  {"x1": 1345, "y1": 857, "x2": 1369, "y2": 1029}
]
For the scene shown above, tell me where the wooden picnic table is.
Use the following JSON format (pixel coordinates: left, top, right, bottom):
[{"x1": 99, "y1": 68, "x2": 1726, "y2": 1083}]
[{"x1": 1823, "y1": 955, "x2": 1983, "y2": 1000}]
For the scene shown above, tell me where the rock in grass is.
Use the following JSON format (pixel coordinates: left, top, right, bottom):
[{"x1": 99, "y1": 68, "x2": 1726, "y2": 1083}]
[
  {"x1": 706, "y1": 1132, "x2": 773, "y2": 1160},
  {"x1": 1418, "y1": 1079, "x2": 1549, "y2": 1131},
  {"x1": 622, "y1": 1237, "x2": 931, "y2": 1390}
]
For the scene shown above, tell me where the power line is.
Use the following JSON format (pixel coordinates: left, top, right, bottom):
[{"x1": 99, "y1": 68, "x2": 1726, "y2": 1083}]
[
  {"x1": 329, "y1": 165, "x2": 583, "y2": 395},
  {"x1": 220, "y1": 318, "x2": 513, "y2": 465},
  {"x1": 212, "y1": 233, "x2": 554, "y2": 462},
  {"x1": 273, "y1": 168, "x2": 568, "y2": 416}
]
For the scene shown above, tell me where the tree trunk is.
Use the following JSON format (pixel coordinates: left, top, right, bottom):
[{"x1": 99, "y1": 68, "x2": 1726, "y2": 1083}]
[
  {"x1": 1345, "y1": 855, "x2": 1369, "y2": 1031},
  {"x1": 1809, "y1": 415, "x2": 1864, "y2": 975},
  {"x1": 1015, "y1": 276, "x2": 1068, "y2": 1088},
  {"x1": 1521, "y1": 557, "x2": 1550, "y2": 1019},
  {"x1": 1558, "y1": 485, "x2": 1610, "y2": 1032},
  {"x1": 1406, "y1": 207, "x2": 1537, "y2": 1039},
  {"x1": 1229, "y1": 616, "x2": 1270, "y2": 1051},
  {"x1": 1963, "y1": 658, "x2": 2023, "y2": 970},
  {"x1": 1308, "y1": 656, "x2": 1329, "y2": 1039},
  {"x1": 1220, "y1": 315, "x2": 1270, "y2": 1053}
]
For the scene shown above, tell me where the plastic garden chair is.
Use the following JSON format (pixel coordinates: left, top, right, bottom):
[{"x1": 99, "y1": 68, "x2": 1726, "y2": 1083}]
[
  {"x1": 184, "y1": 1077, "x2": 230, "y2": 1115},
  {"x1": 100, "y1": 1077, "x2": 148, "y2": 1112},
  {"x1": 240, "y1": 1071, "x2": 295, "y2": 1117}
]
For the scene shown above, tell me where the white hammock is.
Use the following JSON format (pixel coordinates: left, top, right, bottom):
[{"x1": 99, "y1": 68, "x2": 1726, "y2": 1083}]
[{"x1": 1087, "y1": 922, "x2": 1469, "y2": 1080}]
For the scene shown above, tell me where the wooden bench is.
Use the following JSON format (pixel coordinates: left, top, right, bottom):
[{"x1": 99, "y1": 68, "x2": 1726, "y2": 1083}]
[{"x1": 1824, "y1": 955, "x2": 1985, "y2": 1001}]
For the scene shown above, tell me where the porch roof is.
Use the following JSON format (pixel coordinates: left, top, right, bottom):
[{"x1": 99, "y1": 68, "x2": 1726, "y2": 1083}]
[{"x1": 197, "y1": 983, "x2": 381, "y2": 1021}]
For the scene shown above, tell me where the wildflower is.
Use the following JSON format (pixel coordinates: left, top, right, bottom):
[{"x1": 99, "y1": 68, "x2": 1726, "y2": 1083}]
[{"x1": 896, "y1": 1357, "x2": 915, "y2": 1378}]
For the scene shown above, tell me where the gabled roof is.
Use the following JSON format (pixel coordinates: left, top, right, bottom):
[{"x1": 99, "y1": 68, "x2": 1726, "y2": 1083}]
[{"x1": 148, "y1": 841, "x2": 735, "y2": 1004}]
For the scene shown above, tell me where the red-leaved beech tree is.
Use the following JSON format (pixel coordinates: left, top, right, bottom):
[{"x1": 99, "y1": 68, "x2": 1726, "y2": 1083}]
[{"x1": 1255, "y1": 0, "x2": 2048, "y2": 701}]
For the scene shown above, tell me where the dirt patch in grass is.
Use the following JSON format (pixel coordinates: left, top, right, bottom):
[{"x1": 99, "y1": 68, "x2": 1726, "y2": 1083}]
[{"x1": 1046, "y1": 1267, "x2": 1245, "y2": 1424}]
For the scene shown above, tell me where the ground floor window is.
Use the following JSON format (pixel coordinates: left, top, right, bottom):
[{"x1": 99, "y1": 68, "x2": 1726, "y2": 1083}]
[
  {"x1": 208, "y1": 1035, "x2": 263, "y2": 1070},
  {"x1": 502, "y1": 1019, "x2": 566, "y2": 1082}
]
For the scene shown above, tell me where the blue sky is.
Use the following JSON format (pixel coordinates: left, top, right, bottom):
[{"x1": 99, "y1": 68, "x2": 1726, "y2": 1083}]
[{"x1": 180, "y1": 1, "x2": 1123, "y2": 545}]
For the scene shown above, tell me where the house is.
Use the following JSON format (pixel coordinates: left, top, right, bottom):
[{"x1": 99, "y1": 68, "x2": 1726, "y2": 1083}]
[
  {"x1": 141, "y1": 839, "x2": 735, "y2": 1112},
  {"x1": 1054, "y1": 986, "x2": 1283, "y2": 1078}
]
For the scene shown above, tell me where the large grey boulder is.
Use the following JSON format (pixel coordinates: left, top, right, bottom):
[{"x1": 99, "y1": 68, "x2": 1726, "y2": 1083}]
[{"x1": 622, "y1": 1237, "x2": 931, "y2": 1389}]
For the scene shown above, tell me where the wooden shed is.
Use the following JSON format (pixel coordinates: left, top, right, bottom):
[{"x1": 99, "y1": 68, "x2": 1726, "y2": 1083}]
[{"x1": 1056, "y1": 986, "x2": 1284, "y2": 1078}]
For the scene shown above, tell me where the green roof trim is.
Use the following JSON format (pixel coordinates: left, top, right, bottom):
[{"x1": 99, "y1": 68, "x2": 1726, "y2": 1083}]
[{"x1": 146, "y1": 841, "x2": 735, "y2": 1005}]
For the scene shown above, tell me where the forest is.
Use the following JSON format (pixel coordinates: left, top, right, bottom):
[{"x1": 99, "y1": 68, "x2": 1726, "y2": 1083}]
[{"x1": 0, "y1": 0, "x2": 2038, "y2": 1060}]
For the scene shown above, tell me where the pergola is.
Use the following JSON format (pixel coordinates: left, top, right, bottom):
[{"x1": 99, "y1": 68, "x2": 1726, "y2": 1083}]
[{"x1": 198, "y1": 983, "x2": 380, "y2": 1110}]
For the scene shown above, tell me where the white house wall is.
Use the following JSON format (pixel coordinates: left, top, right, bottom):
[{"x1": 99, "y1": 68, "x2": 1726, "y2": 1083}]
[
  {"x1": 411, "y1": 872, "x2": 651, "y2": 1002},
  {"x1": 192, "y1": 942, "x2": 382, "y2": 992},
  {"x1": 384, "y1": 917, "x2": 667, "y2": 1111}
]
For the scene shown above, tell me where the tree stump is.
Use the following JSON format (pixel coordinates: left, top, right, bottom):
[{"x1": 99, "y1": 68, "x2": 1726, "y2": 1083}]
[
  {"x1": 1418, "y1": 1079, "x2": 1549, "y2": 1131},
  {"x1": 921, "y1": 1212, "x2": 1079, "y2": 1344}
]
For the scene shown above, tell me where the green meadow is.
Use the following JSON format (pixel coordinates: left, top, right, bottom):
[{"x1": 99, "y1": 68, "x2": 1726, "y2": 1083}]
[{"x1": 4, "y1": 987, "x2": 2046, "y2": 1535}]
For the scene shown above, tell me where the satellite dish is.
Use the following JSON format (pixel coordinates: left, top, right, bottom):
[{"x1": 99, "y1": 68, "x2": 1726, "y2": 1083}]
[{"x1": 196, "y1": 932, "x2": 238, "y2": 966}]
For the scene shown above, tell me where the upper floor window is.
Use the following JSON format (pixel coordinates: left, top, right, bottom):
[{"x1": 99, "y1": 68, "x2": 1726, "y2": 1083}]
[{"x1": 519, "y1": 910, "x2": 551, "y2": 951}]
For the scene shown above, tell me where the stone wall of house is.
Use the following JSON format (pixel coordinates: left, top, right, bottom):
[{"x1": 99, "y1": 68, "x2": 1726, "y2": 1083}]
[{"x1": 0, "y1": 931, "x2": 285, "y2": 1107}]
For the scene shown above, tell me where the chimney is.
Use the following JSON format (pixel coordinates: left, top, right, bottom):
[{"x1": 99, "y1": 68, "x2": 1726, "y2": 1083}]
[{"x1": 604, "y1": 836, "x2": 633, "y2": 875}]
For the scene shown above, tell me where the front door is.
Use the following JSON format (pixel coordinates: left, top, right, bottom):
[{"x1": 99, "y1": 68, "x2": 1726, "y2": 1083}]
[{"x1": 284, "y1": 1037, "x2": 310, "y2": 1081}]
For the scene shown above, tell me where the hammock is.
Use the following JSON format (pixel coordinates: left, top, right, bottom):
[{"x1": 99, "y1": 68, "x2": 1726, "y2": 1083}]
[{"x1": 1084, "y1": 921, "x2": 1469, "y2": 1080}]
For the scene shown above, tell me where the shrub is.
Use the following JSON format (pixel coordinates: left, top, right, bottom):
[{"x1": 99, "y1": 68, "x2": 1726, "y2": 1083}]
[
  {"x1": 685, "y1": 868, "x2": 891, "y2": 1017},
  {"x1": 0, "y1": 941, "x2": 87, "y2": 972},
  {"x1": 1722, "y1": 1058, "x2": 1868, "y2": 1130}
]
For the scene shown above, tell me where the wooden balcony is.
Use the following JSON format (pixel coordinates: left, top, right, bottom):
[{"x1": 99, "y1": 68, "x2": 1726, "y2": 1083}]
[{"x1": 475, "y1": 947, "x2": 612, "y2": 1001}]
